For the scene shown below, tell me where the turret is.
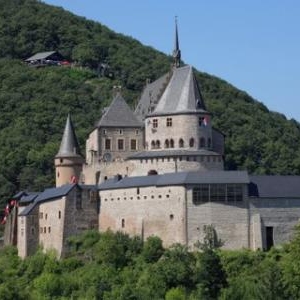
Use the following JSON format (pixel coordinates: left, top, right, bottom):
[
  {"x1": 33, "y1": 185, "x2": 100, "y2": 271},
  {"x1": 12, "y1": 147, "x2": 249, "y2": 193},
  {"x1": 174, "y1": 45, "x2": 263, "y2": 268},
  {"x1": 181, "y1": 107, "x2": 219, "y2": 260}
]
[{"x1": 55, "y1": 114, "x2": 84, "y2": 187}]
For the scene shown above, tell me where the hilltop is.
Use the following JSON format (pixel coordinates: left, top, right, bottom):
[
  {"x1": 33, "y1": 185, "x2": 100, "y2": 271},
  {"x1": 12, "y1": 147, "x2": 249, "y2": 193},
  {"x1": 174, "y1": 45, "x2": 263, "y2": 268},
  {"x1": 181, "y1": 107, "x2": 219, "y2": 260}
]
[{"x1": 0, "y1": 0, "x2": 300, "y2": 205}]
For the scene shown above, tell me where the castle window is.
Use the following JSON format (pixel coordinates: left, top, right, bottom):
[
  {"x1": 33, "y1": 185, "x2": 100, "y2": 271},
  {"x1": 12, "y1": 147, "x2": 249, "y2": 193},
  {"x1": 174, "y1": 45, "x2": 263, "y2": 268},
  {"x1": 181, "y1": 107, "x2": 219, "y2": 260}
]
[
  {"x1": 151, "y1": 140, "x2": 156, "y2": 149},
  {"x1": 40, "y1": 227, "x2": 43, "y2": 233},
  {"x1": 169, "y1": 214, "x2": 174, "y2": 220},
  {"x1": 58, "y1": 211, "x2": 61, "y2": 219},
  {"x1": 179, "y1": 139, "x2": 184, "y2": 148},
  {"x1": 227, "y1": 184, "x2": 243, "y2": 202},
  {"x1": 57, "y1": 172, "x2": 60, "y2": 178},
  {"x1": 137, "y1": 187, "x2": 140, "y2": 195},
  {"x1": 105, "y1": 139, "x2": 111, "y2": 150},
  {"x1": 210, "y1": 184, "x2": 226, "y2": 202},
  {"x1": 166, "y1": 118, "x2": 172, "y2": 127},
  {"x1": 121, "y1": 219, "x2": 125, "y2": 228},
  {"x1": 119, "y1": 129, "x2": 123, "y2": 135},
  {"x1": 165, "y1": 139, "x2": 170, "y2": 148},
  {"x1": 131, "y1": 139, "x2": 137, "y2": 150},
  {"x1": 48, "y1": 227, "x2": 51, "y2": 233},
  {"x1": 208, "y1": 138, "x2": 212, "y2": 148},
  {"x1": 193, "y1": 185, "x2": 209, "y2": 204},
  {"x1": 76, "y1": 189, "x2": 82, "y2": 210},
  {"x1": 45, "y1": 214, "x2": 47, "y2": 220},
  {"x1": 117, "y1": 139, "x2": 124, "y2": 150},
  {"x1": 200, "y1": 137, "x2": 206, "y2": 148},
  {"x1": 170, "y1": 139, "x2": 174, "y2": 148},
  {"x1": 31, "y1": 227, "x2": 35, "y2": 235},
  {"x1": 189, "y1": 138, "x2": 195, "y2": 147},
  {"x1": 156, "y1": 140, "x2": 160, "y2": 148},
  {"x1": 135, "y1": 130, "x2": 139, "y2": 135},
  {"x1": 90, "y1": 190, "x2": 98, "y2": 203},
  {"x1": 44, "y1": 227, "x2": 46, "y2": 233},
  {"x1": 60, "y1": 158, "x2": 63, "y2": 163},
  {"x1": 103, "y1": 129, "x2": 107, "y2": 135},
  {"x1": 153, "y1": 119, "x2": 158, "y2": 128},
  {"x1": 39, "y1": 212, "x2": 43, "y2": 219}
]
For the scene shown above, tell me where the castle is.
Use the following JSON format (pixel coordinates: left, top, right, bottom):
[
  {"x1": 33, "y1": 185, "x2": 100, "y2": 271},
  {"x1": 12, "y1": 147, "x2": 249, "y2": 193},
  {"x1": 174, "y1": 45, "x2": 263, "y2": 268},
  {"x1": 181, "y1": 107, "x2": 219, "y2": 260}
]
[{"x1": 4, "y1": 22, "x2": 300, "y2": 258}]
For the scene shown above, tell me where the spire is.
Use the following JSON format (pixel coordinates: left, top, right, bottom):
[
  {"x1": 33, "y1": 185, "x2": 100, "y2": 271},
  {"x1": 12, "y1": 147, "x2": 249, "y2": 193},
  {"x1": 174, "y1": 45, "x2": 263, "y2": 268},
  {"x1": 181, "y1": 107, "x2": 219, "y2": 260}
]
[
  {"x1": 56, "y1": 114, "x2": 82, "y2": 158},
  {"x1": 172, "y1": 16, "x2": 181, "y2": 68}
]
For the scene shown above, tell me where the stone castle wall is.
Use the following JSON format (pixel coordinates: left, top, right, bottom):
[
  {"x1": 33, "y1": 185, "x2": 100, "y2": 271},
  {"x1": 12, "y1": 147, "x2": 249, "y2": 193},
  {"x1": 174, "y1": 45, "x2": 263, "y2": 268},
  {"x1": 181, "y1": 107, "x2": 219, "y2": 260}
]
[
  {"x1": 145, "y1": 114, "x2": 212, "y2": 150},
  {"x1": 249, "y1": 197, "x2": 300, "y2": 249},
  {"x1": 186, "y1": 185, "x2": 250, "y2": 250},
  {"x1": 99, "y1": 185, "x2": 187, "y2": 247}
]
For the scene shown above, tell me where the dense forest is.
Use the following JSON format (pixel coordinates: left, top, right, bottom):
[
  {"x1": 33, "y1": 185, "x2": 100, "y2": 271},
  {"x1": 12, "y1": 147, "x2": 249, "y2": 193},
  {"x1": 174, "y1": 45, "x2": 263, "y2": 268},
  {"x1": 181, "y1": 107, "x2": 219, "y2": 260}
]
[
  {"x1": 1, "y1": 0, "x2": 300, "y2": 206},
  {"x1": 1, "y1": 227, "x2": 300, "y2": 299}
]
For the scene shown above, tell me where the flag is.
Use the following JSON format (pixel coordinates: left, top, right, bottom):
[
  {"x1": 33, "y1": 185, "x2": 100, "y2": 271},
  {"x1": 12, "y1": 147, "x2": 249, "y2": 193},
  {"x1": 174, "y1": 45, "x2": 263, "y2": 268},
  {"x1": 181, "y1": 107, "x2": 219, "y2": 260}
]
[
  {"x1": 4, "y1": 204, "x2": 9, "y2": 215},
  {"x1": 1, "y1": 216, "x2": 6, "y2": 225},
  {"x1": 71, "y1": 175, "x2": 77, "y2": 183}
]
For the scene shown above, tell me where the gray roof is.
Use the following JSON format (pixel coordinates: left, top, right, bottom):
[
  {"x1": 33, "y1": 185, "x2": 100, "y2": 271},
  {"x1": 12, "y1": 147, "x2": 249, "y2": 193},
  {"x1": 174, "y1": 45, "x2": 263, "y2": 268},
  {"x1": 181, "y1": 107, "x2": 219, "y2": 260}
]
[
  {"x1": 151, "y1": 65, "x2": 207, "y2": 116},
  {"x1": 19, "y1": 193, "x2": 39, "y2": 204},
  {"x1": 249, "y1": 175, "x2": 300, "y2": 198},
  {"x1": 135, "y1": 72, "x2": 171, "y2": 121},
  {"x1": 97, "y1": 93, "x2": 143, "y2": 128},
  {"x1": 25, "y1": 51, "x2": 56, "y2": 61},
  {"x1": 99, "y1": 170, "x2": 249, "y2": 191},
  {"x1": 128, "y1": 149, "x2": 220, "y2": 159},
  {"x1": 19, "y1": 184, "x2": 76, "y2": 216},
  {"x1": 56, "y1": 114, "x2": 82, "y2": 158}
]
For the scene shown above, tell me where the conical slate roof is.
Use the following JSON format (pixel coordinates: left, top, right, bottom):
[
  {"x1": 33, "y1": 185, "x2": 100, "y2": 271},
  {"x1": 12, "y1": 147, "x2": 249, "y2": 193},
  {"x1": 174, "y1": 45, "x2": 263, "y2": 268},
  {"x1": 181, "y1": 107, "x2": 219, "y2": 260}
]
[
  {"x1": 151, "y1": 65, "x2": 207, "y2": 116},
  {"x1": 96, "y1": 93, "x2": 143, "y2": 127},
  {"x1": 56, "y1": 114, "x2": 82, "y2": 158}
]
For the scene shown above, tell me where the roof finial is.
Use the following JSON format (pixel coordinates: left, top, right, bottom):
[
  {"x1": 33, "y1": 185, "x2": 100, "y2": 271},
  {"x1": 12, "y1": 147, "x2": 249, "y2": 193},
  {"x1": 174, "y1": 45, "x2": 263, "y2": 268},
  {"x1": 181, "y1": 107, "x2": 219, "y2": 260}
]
[{"x1": 172, "y1": 16, "x2": 181, "y2": 68}]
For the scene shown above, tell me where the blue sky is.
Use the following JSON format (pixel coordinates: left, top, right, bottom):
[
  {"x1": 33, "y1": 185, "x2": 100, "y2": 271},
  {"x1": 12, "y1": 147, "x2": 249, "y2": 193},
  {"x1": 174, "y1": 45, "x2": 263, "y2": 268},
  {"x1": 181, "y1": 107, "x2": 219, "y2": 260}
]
[{"x1": 43, "y1": 0, "x2": 300, "y2": 121}]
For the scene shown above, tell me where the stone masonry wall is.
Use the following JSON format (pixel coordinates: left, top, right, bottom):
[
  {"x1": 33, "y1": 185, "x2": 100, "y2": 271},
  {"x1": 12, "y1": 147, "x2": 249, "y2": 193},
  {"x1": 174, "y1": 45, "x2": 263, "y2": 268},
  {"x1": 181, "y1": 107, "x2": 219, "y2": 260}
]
[
  {"x1": 250, "y1": 197, "x2": 300, "y2": 248},
  {"x1": 186, "y1": 185, "x2": 250, "y2": 250},
  {"x1": 99, "y1": 185, "x2": 187, "y2": 247}
]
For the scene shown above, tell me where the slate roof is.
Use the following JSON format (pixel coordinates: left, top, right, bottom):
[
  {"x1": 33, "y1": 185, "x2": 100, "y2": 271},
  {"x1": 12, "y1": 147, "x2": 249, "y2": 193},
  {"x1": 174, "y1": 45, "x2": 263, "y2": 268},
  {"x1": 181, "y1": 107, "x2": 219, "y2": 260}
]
[
  {"x1": 134, "y1": 72, "x2": 171, "y2": 121},
  {"x1": 128, "y1": 149, "x2": 221, "y2": 159},
  {"x1": 19, "y1": 193, "x2": 39, "y2": 204},
  {"x1": 249, "y1": 175, "x2": 300, "y2": 198},
  {"x1": 151, "y1": 65, "x2": 207, "y2": 116},
  {"x1": 25, "y1": 51, "x2": 57, "y2": 61},
  {"x1": 19, "y1": 184, "x2": 76, "y2": 216},
  {"x1": 56, "y1": 114, "x2": 82, "y2": 158},
  {"x1": 99, "y1": 171, "x2": 249, "y2": 191},
  {"x1": 96, "y1": 93, "x2": 143, "y2": 128}
]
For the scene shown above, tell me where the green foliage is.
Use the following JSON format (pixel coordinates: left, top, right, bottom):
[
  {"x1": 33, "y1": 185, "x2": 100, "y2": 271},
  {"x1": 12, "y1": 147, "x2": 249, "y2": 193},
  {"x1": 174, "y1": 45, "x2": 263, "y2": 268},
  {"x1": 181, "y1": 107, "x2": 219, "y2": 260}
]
[
  {"x1": 0, "y1": 0, "x2": 300, "y2": 210},
  {"x1": 1, "y1": 230, "x2": 300, "y2": 299}
]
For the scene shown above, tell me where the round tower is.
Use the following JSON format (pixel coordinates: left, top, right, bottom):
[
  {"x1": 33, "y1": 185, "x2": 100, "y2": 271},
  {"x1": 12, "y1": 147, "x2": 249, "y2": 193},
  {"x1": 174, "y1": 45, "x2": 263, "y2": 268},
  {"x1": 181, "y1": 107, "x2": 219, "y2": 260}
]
[{"x1": 55, "y1": 114, "x2": 85, "y2": 187}]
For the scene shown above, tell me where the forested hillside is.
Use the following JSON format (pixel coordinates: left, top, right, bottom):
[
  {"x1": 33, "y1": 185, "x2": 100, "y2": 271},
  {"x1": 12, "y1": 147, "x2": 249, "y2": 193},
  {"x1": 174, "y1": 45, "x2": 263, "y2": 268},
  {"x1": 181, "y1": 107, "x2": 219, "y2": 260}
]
[{"x1": 0, "y1": 0, "x2": 300, "y2": 205}]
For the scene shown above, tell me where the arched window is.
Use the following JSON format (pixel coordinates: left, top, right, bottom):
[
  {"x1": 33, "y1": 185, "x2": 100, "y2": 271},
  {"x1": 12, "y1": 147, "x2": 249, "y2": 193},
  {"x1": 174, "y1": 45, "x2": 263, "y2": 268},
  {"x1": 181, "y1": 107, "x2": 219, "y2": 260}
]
[
  {"x1": 151, "y1": 140, "x2": 156, "y2": 149},
  {"x1": 170, "y1": 139, "x2": 174, "y2": 148},
  {"x1": 165, "y1": 139, "x2": 170, "y2": 148},
  {"x1": 179, "y1": 138, "x2": 184, "y2": 148},
  {"x1": 207, "y1": 138, "x2": 212, "y2": 148},
  {"x1": 189, "y1": 138, "x2": 195, "y2": 147},
  {"x1": 200, "y1": 137, "x2": 206, "y2": 148},
  {"x1": 156, "y1": 140, "x2": 160, "y2": 149}
]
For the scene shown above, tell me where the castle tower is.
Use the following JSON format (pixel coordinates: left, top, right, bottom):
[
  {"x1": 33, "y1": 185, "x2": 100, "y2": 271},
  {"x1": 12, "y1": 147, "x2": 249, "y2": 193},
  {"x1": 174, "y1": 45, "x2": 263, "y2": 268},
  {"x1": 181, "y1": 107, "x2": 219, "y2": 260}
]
[{"x1": 55, "y1": 114, "x2": 84, "y2": 187}]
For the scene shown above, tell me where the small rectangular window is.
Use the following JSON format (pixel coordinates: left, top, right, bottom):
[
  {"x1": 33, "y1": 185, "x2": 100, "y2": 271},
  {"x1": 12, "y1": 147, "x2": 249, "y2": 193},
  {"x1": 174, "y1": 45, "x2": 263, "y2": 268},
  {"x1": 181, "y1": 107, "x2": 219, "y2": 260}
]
[
  {"x1": 166, "y1": 118, "x2": 172, "y2": 127},
  {"x1": 130, "y1": 139, "x2": 137, "y2": 150},
  {"x1": 105, "y1": 139, "x2": 111, "y2": 150},
  {"x1": 153, "y1": 119, "x2": 158, "y2": 128},
  {"x1": 118, "y1": 139, "x2": 124, "y2": 150}
]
